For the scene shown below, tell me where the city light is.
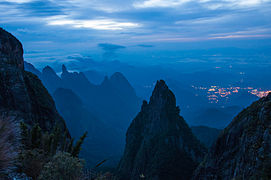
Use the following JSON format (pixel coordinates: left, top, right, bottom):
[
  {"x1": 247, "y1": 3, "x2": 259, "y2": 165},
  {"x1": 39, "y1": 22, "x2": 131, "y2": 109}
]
[{"x1": 192, "y1": 85, "x2": 271, "y2": 103}]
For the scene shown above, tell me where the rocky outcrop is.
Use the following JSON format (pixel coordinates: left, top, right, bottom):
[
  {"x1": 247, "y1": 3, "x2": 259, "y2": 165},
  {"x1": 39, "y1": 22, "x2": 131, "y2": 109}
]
[
  {"x1": 0, "y1": 28, "x2": 24, "y2": 69},
  {"x1": 193, "y1": 93, "x2": 271, "y2": 179},
  {"x1": 117, "y1": 80, "x2": 206, "y2": 180},
  {"x1": 0, "y1": 27, "x2": 69, "y2": 135}
]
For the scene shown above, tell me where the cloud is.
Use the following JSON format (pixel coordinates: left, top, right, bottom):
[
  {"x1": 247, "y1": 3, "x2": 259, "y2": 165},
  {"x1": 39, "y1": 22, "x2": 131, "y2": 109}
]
[
  {"x1": 98, "y1": 43, "x2": 126, "y2": 50},
  {"x1": 134, "y1": 0, "x2": 271, "y2": 9},
  {"x1": 4, "y1": 0, "x2": 35, "y2": 3},
  {"x1": 46, "y1": 16, "x2": 140, "y2": 30},
  {"x1": 1, "y1": 0, "x2": 271, "y2": 66},
  {"x1": 134, "y1": 0, "x2": 191, "y2": 8},
  {"x1": 98, "y1": 43, "x2": 126, "y2": 60},
  {"x1": 138, "y1": 44, "x2": 154, "y2": 47}
]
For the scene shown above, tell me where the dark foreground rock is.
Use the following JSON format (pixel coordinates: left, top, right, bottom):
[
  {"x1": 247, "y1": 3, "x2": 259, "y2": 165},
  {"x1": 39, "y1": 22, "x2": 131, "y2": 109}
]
[
  {"x1": 0, "y1": 27, "x2": 69, "y2": 136},
  {"x1": 193, "y1": 93, "x2": 271, "y2": 179},
  {"x1": 117, "y1": 80, "x2": 206, "y2": 180}
]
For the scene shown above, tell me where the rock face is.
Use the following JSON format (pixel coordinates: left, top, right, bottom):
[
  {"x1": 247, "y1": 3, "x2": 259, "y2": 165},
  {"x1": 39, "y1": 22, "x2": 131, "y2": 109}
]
[
  {"x1": 193, "y1": 93, "x2": 271, "y2": 179},
  {"x1": 0, "y1": 28, "x2": 24, "y2": 69},
  {"x1": 0, "y1": 27, "x2": 69, "y2": 135},
  {"x1": 117, "y1": 80, "x2": 206, "y2": 180}
]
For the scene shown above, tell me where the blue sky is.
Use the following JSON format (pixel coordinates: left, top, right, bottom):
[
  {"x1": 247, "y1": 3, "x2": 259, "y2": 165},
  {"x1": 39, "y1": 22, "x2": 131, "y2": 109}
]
[{"x1": 1, "y1": 0, "x2": 271, "y2": 68}]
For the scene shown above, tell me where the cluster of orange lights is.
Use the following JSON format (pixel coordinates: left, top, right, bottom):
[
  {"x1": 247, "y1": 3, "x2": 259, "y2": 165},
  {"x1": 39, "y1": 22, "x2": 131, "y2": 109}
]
[{"x1": 192, "y1": 85, "x2": 271, "y2": 103}]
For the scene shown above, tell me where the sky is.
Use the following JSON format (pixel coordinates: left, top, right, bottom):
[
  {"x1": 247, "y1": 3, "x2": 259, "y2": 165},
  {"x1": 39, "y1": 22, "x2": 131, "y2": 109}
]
[{"x1": 0, "y1": 0, "x2": 271, "y2": 68}]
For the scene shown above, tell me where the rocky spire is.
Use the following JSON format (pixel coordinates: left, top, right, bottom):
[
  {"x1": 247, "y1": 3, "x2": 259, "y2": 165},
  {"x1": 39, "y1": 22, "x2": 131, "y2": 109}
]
[
  {"x1": 62, "y1": 64, "x2": 68, "y2": 74},
  {"x1": 149, "y1": 80, "x2": 176, "y2": 108},
  {"x1": 117, "y1": 80, "x2": 206, "y2": 180}
]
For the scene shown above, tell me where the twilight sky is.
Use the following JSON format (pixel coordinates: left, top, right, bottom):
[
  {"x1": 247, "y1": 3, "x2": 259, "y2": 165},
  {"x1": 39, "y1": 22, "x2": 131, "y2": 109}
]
[{"x1": 1, "y1": 0, "x2": 271, "y2": 68}]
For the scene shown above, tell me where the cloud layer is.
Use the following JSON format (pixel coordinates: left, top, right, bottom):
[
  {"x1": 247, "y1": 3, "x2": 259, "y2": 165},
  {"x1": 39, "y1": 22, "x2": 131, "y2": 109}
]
[{"x1": 1, "y1": 0, "x2": 271, "y2": 65}]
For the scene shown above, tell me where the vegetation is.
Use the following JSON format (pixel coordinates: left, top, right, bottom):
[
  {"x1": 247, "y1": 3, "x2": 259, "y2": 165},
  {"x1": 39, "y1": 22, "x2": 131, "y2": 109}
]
[
  {"x1": 18, "y1": 122, "x2": 87, "y2": 179},
  {"x1": 0, "y1": 115, "x2": 20, "y2": 178},
  {"x1": 38, "y1": 152, "x2": 83, "y2": 180}
]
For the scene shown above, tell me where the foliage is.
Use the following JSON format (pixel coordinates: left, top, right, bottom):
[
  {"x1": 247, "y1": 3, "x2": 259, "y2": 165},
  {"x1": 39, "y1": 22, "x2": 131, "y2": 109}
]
[
  {"x1": 38, "y1": 152, "x2": 83, "y2": 180},
  {"x1": 0, "y1": 115, "x2": 20, "y2": 178},
  {"x1": 72, "y1": 132, "x2": 87, "y2": 157},
  {"x1": 18, "y1": 148, "x2": 49, "y2": 179},
  {"x1": 18, "y1": 122, "x2": 87, "y2": 179},
  {"x1": 31, "y1": 124, "x2": 42, "y2": 149}
]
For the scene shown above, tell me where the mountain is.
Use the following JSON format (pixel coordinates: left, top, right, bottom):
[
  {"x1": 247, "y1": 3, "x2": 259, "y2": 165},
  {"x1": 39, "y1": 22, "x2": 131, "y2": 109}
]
[
  {"x1": 0, "y1": 27, "x2": 69, "y2": 136},
  {"x1": 53, "y1": 88, "x2": 124, "y2": 166},
  {"x1": 117, "y1": 80, "x2": 206, "y2": 180},
  {"x1": 25, "y1": 63, "x2": 140, "y2": 131},
  {"x1": 193, "y1": 93, "x2": 271, "y2": 179},
  {"x1": 24, "y1": 62, "x2": 140, "y2": 166},
  {"x1": 189, "y1": 106, "x2": 241, "y2": 129},
  {"x1": 191, "y1": 126, "x2": 222, "y2": 148}
]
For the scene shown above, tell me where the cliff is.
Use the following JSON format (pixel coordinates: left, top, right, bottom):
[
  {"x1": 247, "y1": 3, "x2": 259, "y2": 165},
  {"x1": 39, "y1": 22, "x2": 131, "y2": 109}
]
[
  {"x1": 0, "y1": 27, "x2": 69, "y2": 135},
  {"x1": 117, "y1": 80, "x2": 206, "y2": 180},
  {"x1": 194, "y1": 93, "x2": 271, "y2": 179}
]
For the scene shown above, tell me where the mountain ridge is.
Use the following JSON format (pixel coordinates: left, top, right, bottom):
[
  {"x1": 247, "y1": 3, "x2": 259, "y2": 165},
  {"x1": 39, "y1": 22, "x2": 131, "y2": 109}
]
[
  {"x1": 193, "y1": 93, "x2": 271, "y2": 179},
  {"x1": 117, "y1": 80, "x2": 206, "y2": 180}
]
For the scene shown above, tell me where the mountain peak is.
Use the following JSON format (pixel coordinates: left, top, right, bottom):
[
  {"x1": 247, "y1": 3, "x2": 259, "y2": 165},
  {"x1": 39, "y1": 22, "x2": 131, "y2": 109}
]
[
  {"x1": 149, "y1": 80, "x2": 176, "y2": 108},
  {"x1": 0, "y1": 28, "x2": 24, "y2": 69},
  {"x1": 117, "y1": 80, "x2": 206, "y2": 180},
  {"x1": 110, "y1": 72, "x2": 126, "y2": 81},
  {"x1": 42, "y1": 65, "x2": 56, "y2": 74},
  {"x1": 62, "y1": 64, "x2": 68, "y2": 74}
]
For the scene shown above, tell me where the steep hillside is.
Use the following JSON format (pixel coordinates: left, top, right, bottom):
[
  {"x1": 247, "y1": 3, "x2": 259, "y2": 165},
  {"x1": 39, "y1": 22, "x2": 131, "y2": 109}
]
[
  {"x1": 117, "y1": 80, "x2": 206, "y2": 180},
  {"x1": 194, "y1": 93, "x2": 271, "y2": 179},
  {"x1": 0, "y1": 28, "x2": 68, "y2": 135}
]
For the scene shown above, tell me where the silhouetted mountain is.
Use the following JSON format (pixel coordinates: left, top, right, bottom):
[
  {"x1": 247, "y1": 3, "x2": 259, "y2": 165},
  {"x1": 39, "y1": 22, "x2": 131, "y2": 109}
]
[
  {"x1": 0, "y1": 27, "x2": 69, "y2": 137},
  {"x1": 24, "y1": 61, "x2": 42, "y2": 77},
  {"x1": 25, "y1": 63, "x2": 140, "y2": 130},
  {"x1": 25, "y1": 62, "x2": 141, "y2": 166},
  {"x1": 61, "y1": 66, "x2": 140, "y2": 130},
  {"x1": 117, "y1": 80, "x2": 206, "y2": 180},
  {"x1": 191, "y1": 126, "x2": 222, "y2": 148},
  {"x1": 189, "y1": 106, "x2": 241, "y2": 129},
  {"x1": 53, "y1": 88, "x2": 123, "y2": 166},
  {"x1": 194, "y1": 93, "x2": 271, "y2": 179},
  {"x1": 42, "y1": 66, "x2": 63, "y2": 93}
]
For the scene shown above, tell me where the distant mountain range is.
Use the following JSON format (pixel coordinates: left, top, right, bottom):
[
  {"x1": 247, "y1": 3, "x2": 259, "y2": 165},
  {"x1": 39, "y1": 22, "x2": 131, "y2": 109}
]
[{"x1": 25, "y1": 61, "x2": 141, "y2": 166}]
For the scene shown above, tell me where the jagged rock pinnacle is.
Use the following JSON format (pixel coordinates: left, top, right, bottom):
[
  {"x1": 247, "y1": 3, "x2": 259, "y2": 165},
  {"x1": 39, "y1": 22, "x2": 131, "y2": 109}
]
[{"x1": 62, "y1": 64, "x2": 68, "y2": 74}]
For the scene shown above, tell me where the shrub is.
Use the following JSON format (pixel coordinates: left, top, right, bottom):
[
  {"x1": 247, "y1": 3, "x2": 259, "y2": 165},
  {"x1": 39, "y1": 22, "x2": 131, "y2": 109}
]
[
  {"x1": 0, "y1": 115, "x2": 20, "y2": 178},
  {"x1": 38, "y1": 152, "x2": 83, "y2": 180},
  {"x1": 18, "y1": 123, "x2": 87, "y2": 179},
  {"x1": 18, "y1": 148, "x2": 49, "y2": 179}
]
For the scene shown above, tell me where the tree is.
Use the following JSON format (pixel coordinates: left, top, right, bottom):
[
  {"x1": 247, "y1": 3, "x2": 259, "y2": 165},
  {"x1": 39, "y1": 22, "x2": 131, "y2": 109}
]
[{"x1": 72, "y1": 132, "x2": 87, "y2": 157}]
